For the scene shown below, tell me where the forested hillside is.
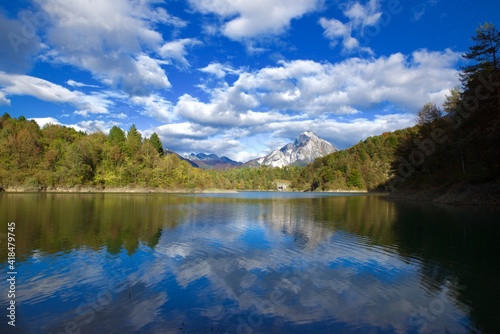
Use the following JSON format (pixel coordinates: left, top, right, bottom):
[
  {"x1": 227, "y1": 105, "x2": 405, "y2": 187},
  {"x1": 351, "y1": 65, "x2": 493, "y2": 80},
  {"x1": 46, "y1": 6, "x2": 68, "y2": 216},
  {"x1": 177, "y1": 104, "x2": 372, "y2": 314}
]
[
  {"x1": 293, "y1": 127, "x2": 418, "y2": 191},
  {"x1": 0, "y1": 115, "x2": 301, "y2": 191},
  {"x1": 385, "y1": 23, "x2": 500, "y2": 202}
]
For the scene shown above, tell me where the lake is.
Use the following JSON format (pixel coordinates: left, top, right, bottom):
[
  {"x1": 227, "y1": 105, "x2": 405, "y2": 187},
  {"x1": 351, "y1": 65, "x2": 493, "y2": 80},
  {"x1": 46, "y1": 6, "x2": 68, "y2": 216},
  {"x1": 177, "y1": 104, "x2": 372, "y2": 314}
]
[{"x1": 1, "y1": 192, "x2": 499, "y2": 333}]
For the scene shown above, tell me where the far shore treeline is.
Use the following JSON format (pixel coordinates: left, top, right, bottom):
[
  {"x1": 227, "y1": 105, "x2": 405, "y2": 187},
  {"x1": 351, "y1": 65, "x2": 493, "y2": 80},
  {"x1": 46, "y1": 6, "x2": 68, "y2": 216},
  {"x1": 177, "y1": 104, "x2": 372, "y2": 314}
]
[{"x1": 0, "y1": 24, "x2": 498, "y2": 198}]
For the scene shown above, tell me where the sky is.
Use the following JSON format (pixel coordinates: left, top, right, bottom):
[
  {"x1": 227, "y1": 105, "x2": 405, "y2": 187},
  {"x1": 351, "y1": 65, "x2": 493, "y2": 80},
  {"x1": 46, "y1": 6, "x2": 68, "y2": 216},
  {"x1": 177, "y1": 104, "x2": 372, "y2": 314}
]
[{"x1": 0, "y1": 0, "x2": 499, "y2": 162}]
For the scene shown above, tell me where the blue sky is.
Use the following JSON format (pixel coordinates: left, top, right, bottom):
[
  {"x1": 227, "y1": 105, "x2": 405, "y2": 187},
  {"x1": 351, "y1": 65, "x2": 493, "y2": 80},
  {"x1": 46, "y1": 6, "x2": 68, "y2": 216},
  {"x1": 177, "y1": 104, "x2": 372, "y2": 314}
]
[{"x1": 0, "y1": 0, "x2": 498, "y2": 162}]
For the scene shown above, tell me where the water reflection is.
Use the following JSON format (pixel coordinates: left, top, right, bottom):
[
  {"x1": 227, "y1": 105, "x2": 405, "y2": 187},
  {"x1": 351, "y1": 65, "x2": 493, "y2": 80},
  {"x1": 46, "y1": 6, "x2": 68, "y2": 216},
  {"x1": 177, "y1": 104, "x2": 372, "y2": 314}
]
[{"x1": 0, "y1": 193, "x2": 499, "y2": 333}]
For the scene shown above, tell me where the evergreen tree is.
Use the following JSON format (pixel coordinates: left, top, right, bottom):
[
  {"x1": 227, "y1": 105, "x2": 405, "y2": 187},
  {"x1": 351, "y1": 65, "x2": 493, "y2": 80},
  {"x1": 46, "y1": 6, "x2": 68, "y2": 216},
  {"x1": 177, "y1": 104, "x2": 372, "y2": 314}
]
[
  {"x1": 461, "y1": 22, "x2": 500, "y2": 116},
  {"x1": 126, "y1": 124, "x2": 142, "y2": 156},
  {"x1": 108, "y1": 126, "x2": 126, "y2": 145},
  {"x1": 149, "y1": 132, "x2": 164, "y2": 155}
]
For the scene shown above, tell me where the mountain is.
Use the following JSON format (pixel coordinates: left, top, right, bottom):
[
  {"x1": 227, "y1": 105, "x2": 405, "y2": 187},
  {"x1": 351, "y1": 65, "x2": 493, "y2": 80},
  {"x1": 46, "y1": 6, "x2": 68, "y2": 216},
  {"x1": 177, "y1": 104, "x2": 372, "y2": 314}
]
[
  {"x1": 246, "y1": 131, "x2": 339, "y2": 168},
  {"x1": 187, "y1": 153, "x2": 242, "y2": 170}
]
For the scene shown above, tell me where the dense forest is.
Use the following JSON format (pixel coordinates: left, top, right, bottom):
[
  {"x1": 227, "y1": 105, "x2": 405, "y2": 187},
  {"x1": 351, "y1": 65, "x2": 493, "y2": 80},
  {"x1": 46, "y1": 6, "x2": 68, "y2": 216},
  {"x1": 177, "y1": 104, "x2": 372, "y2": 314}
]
[
  {"x1": 386, "y1": 22, "x2": 500, "y2": 200},
  {"x1": 292, "y1": 127, "x2": 418, "y2": 191},
  {"x1": 0, "y1": 116, "x2": 302, "y2": 191},
  {"x1": 0, "y1": 23, "x2": 498, "y2": 197}
]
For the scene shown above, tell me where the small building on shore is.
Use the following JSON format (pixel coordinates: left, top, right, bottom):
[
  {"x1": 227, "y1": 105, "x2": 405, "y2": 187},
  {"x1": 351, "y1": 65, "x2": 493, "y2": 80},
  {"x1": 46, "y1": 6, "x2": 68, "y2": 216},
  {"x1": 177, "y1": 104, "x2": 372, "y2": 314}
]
[{"x1": 275, "y1": 180, "x2": 291, "y2": 191}]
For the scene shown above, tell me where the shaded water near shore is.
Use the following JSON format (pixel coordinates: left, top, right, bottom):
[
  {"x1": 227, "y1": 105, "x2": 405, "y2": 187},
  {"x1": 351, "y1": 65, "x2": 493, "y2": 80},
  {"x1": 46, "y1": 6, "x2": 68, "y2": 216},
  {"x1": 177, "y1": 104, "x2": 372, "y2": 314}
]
[{"x1": 1, "y1": 192, "x2": 499, "y2": 333}]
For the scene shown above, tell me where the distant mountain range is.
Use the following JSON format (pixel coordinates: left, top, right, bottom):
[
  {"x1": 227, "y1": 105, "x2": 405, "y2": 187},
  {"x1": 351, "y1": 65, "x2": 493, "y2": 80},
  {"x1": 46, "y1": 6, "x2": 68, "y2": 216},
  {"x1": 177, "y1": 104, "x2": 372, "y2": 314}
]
[
  {"x1": 185, "y1": 132, "x2": 338, "y2": 169},
  {"x1": 244, "y1": 131, "x2": 339, "y2": 168},
  {"x1": 186, "y1": 153, "x2": 242, "y2": 170}
]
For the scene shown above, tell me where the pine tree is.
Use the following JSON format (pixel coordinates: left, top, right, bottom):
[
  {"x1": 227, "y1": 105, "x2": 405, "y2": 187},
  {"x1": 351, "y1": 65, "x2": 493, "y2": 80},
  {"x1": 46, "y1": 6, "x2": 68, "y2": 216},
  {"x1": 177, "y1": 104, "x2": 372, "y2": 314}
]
[
  {"x1": 461, "y1": 22, "x2": 500, "y2": 116},
  {"x1": 108, "y1": 126, "x2": 126, "y2": 145},
  {"x1": 126, "y1": 124, "x2": 142, "y2": 156},
  {"x1": 149, "y1": 132, "x2": 164, "y2": 155}
]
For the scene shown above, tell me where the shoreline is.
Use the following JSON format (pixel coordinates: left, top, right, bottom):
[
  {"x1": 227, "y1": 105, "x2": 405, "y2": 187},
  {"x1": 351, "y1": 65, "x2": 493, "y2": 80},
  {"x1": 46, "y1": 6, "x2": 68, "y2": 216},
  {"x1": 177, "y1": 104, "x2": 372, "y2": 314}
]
[
  {"x1": 0, "y1": 186, "x2": 239, "y2": 194},
  {"x1": 0, "y1": 185, "x2": 371, "y2": 194}
]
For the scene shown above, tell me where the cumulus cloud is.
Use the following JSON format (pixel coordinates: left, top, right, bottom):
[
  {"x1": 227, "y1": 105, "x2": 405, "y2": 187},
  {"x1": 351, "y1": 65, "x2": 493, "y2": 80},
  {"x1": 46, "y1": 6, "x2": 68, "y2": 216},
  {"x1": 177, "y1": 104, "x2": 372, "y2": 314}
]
[
  {"x1": 173, "y1": 93, "x2": 300, "y2": 127},
  {"x1": 154, "y1": 122, "x2": 218, "y2": 139},
  {"x1": 185, "y1": 50, "x2": 460, "y2": 125},
  {"x1": 199, "y1": 63, "x2": 240, "y2": 78},
  {"x1": 188, "y1": 0, "x2": 322, "y2": 41},
  {"x1": 130, "y1": 93, "x2": 174, "y2": 122},
  {"x1": 159, "y1": 38, "x2": 202, "y2": 66},
  {"x1": 320, "y1": 0, "x2": 382, "y2": 53},
  {"x1": 34, "y1": 0, "x2": 183, "y2": 95}
]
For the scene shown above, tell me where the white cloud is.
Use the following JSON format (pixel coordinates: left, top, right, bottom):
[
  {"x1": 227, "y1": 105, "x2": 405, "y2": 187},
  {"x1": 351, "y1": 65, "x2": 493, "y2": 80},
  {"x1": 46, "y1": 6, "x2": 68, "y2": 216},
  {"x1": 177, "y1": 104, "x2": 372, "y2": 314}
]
[
  {"x1": 0, "y1": 91, "x2": 10, "y2": 105},
  {"x1": 173, "y1": 93, "x2": 299, "y2": 127},
  {"x1": 30, "y1": 117, "x2": 61, "y2": 128},
  {"x1": 199, "y1": 63, "x2": 240, "y2": 78},
  {"x1": 320, "y1": 0, "x2": 382, "y2": 54},
  {"x1": 345, "y1": 0, "x2": 382, "y2": 27},
  {"x1": 154, "y1": 122, "x2": 218, "y2": 138},
  {"x1": 0, "y1": 72, "x2": 113, "y2": 116},
  {"x1": 72, "y1": 119, "x2": 118, "y2": 133},
  {"x1": 188, "y1": 0, "x2": 321, "y2": 41},
  {"x1": 173, "y1": 51, "x2": 460, "y2": 127},
  {"x1": 113, "y1": 113, "x2": 128, "y2": 120},
  {"x1": 172, "y1": 136, "x2": 247, "y2": 158},
  {"x1": 66, "y1": 79, "x2": 99, "y2": 88},
  {"x1": 159, "y1": 39, "x2": 202, "y2": 66},
  {"x1": 130, "y1": 93, "x2": 174, "y2": 122},
  {"x1": 134, "y1": 54, "x2": 171, "y2": 90},
  {"x1": 34, "y1": 0, "x2": 181, "y2": 95},
  {"x1": 30, "y1": 116, "x2": 118, "y2": 134}
]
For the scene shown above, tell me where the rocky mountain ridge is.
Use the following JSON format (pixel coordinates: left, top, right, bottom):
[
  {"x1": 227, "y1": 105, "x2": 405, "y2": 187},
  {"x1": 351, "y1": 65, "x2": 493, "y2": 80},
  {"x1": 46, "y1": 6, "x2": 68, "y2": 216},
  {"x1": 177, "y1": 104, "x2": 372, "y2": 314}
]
[{"x1": 245, "y1": 131, "x2": 339, "y2": 168}]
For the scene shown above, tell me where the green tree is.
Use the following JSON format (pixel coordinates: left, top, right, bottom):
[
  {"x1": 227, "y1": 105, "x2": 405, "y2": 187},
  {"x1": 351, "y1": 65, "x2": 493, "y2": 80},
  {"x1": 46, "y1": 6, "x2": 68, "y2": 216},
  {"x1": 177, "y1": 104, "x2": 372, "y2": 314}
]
[
  {"x1": 126, "y1": 124, "x2": 142, "y2": 157},
  {"x1": 108, "y1": 126, "x2": 126, "y2": 145},
  {"x1": 149, "y1": 132, "x2": 163, "y2": 155}
]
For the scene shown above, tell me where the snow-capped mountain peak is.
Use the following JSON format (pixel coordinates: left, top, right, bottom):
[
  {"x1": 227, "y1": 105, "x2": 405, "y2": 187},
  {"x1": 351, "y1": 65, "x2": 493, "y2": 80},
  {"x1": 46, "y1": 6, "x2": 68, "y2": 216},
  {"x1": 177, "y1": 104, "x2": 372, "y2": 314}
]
[{"x1": 247, "y1": 132, "x2": 339, "y2": 168}]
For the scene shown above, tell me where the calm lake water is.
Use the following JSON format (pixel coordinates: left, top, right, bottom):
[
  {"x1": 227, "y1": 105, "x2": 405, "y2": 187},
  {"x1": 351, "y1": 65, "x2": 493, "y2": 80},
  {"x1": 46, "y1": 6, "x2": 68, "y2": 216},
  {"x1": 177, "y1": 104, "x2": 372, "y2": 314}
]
[{"x1": 1, "y1": 192, "x2": 499, "y2": 334}]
